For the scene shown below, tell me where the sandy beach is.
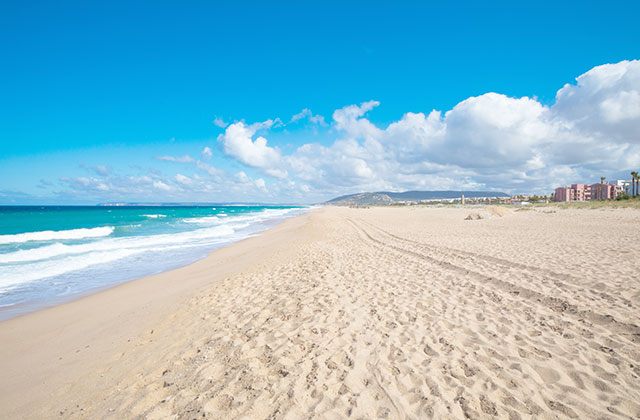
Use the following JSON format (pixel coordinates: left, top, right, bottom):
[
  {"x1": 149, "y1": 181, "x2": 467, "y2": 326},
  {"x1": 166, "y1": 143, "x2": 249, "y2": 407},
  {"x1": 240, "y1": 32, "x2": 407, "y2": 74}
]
[{"x1": 1, "y1": 205, "x2": 639, "y2": 419}]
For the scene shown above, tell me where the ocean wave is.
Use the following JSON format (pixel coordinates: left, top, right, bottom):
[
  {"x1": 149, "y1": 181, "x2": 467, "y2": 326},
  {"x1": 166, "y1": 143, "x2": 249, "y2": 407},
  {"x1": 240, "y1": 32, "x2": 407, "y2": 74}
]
[
  {"x1": 0, "y1": 224, "x2": 236, "y2": 264},
  {"x1": 0, "y1": 248, "x2": 144, "y2": 289},
  {"x1": 182, "y1": 208, "x2": 298, "y2": 226},
  {"x1": 0, "y1": 207, "x2": 306, "y2": 295},
  {"x1": 0, "y1": 227, "x2": 239, "y2": 290},
  {"x1": 182, "y1": 216, "x2": 221, "y2": 224},
  {"x1": 0, "y1": 226, "x2": 115, "y2": 245},
  {"x1": 142, "y1": 214, "x2": 166, "y2": 219}
]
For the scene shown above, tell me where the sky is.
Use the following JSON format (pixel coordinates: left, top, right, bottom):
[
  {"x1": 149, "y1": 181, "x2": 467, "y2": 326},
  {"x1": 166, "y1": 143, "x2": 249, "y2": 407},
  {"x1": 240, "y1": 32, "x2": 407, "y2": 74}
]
[{"x1": 1, "y1": 1, "x2": 639, "y2": 204}]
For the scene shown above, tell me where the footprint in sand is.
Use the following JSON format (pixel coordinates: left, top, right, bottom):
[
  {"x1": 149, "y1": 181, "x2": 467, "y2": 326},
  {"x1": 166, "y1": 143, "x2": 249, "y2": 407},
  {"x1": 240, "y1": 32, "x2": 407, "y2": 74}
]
[{"x1": 533, "y1": 365, "x2": 561, "y2": 384}]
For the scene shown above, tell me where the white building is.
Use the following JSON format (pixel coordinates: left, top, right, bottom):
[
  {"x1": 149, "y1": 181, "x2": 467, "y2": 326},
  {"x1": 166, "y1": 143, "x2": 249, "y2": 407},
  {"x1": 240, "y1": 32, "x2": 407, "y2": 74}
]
[{"x1": 614, "y1": 179, "x2": 632, "y2": 196}]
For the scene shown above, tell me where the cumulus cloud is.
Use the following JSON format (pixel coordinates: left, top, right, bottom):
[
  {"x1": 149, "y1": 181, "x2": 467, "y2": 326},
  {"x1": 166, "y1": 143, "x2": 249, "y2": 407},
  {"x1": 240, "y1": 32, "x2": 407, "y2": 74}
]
[
  {"x1": 332, "y1": 100, "x2": 383, "y2": 140},
  {"x1": 43, "y1": 60, "x2": 640, "y2": 204},
  {"x1": 312, "y1": 61, "x2": 638, "y2": 194},
  {"x1": 218, "y1": 121, "x2": 288, "y2": 178},
  {"x1": 553, "y1": 60, "x2": 640, "y2": 142},
  {"x1": 434, "y1": 93, "x2": 550, "y2": 168}
]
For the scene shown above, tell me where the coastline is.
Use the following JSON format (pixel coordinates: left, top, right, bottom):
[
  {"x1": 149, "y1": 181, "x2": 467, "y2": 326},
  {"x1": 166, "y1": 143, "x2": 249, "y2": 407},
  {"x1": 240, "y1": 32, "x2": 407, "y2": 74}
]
[
  {"x1": 0, "y1": 210, "x2": 315, "y2": 418},
  {"x1": 0, "y1": 206, "x2": 308, "y2": 321},
  {"x1": 1, "y1": 205, "x2": 639, "y2": 418}
]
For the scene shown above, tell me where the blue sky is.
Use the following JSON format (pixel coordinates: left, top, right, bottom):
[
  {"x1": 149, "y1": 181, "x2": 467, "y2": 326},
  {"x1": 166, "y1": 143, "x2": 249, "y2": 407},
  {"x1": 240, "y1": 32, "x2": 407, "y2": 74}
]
[{"x1": 1, "y1": 1, "x2": 639, "y2": 203}]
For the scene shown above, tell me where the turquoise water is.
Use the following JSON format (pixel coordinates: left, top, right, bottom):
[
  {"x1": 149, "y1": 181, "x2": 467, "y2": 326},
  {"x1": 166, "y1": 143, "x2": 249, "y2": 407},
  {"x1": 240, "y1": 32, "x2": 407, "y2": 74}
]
[{"x1": 0, "y1": 205, "x2": 305, "y2": 319}]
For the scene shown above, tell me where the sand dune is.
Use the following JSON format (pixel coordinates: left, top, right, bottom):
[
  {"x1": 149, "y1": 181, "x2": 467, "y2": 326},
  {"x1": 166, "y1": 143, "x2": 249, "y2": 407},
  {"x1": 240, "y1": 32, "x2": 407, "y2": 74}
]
[{"x1": 1, "y1": 206, "x2": 639, "y2": 419}]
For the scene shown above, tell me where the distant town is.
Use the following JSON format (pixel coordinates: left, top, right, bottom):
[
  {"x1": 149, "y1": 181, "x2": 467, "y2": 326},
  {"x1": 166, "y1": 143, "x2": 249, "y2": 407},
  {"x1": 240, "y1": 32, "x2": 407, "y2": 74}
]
[
  {"x1": 326, "y1": 173, "x2": 640, "y2": 207},
  {"x1": 552, "y1": 172, "x2": 639, "y2": 202}
]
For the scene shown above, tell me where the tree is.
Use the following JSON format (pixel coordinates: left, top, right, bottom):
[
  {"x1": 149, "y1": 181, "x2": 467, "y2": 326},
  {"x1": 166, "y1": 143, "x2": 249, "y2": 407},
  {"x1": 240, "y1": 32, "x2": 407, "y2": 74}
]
[{"x1": 632, "y1": 171, "x2": 638, "y2": 197}]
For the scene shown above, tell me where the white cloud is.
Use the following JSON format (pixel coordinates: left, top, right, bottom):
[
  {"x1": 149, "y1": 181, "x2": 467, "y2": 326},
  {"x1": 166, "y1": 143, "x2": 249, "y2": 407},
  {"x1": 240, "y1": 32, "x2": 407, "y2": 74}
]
[
  {"x1": 332, "y1": 100, "x2": 383, "y2": 140},
  {"x1": 234, "y1": 171, "x2": 268, "y2": 193},
  {"x1": 195, "y1": 160, "x2": 222, "y2": 177},
  {"x1": 213, "y1": 117, "x2": 228, "y2": 128},
  {"x1": 201, "y1": 146, "x2": 213, "y2": 160},
  {"x1": 290, "y1": 108, "x2": 326, "y2": 125},
  {"x1": 157, "y1": 150, "x2": 222, "y2": 178},
  {"x1": 157, "y1": 155, "x2": 194, "y2": 163},
  {"x1": 218, "y1": 121, "x2": 288, "y2": 178},
  {"x1": 434, "y1": 93, "x2": 550, "y2": 168},
  {"x1": 254, "y1": 178, "x2": 267, "y2": 192},
  {"x1": 152, "y1": 180, "x2": 172, "y2": 191},
  {"x1": 60, "y1": 173, "x2": 180, "y2": 200},
  {"x1": 279, "y1": 60, "x2": 640, "y2": 196},
  {"x1": 236, "y1": 171, "x2": 250, "y2": 183},
  {"x1": 48, "y1": 60, "x2": 640, "y2": 203},
  {"x1": 60, "y1": 177, "x2": 110, "y2": 192},
  {"x1": 175, "y1": 173, "x2": 192, "y2": 185},
  {"x1": 553, "y1": 60, "x2": 640, "y2": 142},
  {"x1": 291, "y1": 108, "x2": 310, "y2": 122},
  {"x1": 93, "y1": 165, "x2": 110, "y2": 176},
  {"x1": 248, "y1": 118, "x2": 283, "y2": 131}
]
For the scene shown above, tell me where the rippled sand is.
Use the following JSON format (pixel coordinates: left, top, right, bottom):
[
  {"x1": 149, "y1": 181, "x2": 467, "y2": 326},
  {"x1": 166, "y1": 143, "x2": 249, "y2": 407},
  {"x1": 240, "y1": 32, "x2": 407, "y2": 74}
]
[{"x1": 1, "y1": 206, "x2": 639, "y2": 419}]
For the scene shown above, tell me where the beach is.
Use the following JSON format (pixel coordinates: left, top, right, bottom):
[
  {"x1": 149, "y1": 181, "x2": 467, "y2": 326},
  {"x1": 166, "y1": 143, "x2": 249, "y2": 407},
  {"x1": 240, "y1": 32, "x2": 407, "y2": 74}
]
[
  {"x1": 0, "y1": 205, "x2": 305, "y2": 318},
  {"x1": 1, "y1": 205, "x2": 639, "y2": 419}
]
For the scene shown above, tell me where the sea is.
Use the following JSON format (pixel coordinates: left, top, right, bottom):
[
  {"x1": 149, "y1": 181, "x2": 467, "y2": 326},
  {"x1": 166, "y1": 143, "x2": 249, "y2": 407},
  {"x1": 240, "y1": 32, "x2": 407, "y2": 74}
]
[{"x1": 0, "y1": 205, "x2": 306, "y2": 319}]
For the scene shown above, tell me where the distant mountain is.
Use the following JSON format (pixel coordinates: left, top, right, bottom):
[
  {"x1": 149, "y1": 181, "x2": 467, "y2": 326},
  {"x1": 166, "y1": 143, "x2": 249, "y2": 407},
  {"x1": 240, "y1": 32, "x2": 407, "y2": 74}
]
[
  {"x1": 97, "y1": 202, "x2": 295, "y2": 207},
  {"x1": 326, "y1": 190, "x2": 509, "y2": 206}
]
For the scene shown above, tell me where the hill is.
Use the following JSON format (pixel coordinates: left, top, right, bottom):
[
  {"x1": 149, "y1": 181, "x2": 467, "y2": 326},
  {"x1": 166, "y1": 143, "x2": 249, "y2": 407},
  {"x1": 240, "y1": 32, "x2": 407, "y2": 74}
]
[{"x1": 326, "y1": 190, "x2": 509, "y2": 206}]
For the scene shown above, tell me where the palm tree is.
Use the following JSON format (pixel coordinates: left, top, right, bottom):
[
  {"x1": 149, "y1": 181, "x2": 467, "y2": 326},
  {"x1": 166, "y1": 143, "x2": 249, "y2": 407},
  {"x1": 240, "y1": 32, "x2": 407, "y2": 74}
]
[{"x1": 600, "y1": 176, "x2": 606, "y2": 184}]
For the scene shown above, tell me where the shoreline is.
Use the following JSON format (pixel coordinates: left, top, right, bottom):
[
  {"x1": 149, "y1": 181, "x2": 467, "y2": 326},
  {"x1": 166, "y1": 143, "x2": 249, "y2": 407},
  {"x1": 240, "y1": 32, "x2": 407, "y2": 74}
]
[
  {"x1": 0, "y1": 210, "x2": 315, "y2": 417},
  {"x1": 0, "y1": 208, "x2": 308, "y2": 322}
]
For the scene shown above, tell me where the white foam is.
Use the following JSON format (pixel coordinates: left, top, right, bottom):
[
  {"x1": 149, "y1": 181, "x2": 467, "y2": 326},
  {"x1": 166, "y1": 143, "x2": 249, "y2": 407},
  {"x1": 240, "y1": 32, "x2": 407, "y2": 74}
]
[
  {"x1": 142, "y1": 214, "x2": 166, "y2": 219},
  {"x1": 182, "y1": 208, "x2": 297, "y2": 226},
  {"x1": 0, "y1": 248, "x2": 143, "y2": 288},
  {"x1": 0, "y1": 226, "x2": 115, "y2": 245},
  {"x1": 182, "y1": 216, "x2": 221, "y2": 224},
  {"x1": 0, "y1": 243, "x2": 70, "y2": 264},
  {"x1": 0, "y1": 207, "x2": 306, "y2": 294},
  {"x1": 0, "y1": 224, "x2": 235, "y2": 264}
]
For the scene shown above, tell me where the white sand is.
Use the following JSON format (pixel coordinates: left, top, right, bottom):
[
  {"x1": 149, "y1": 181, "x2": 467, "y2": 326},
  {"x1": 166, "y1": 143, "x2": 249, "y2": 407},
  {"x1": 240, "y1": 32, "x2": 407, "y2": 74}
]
[{"x1": 1, "y1": 206, "x2": 639, "y2": 419}]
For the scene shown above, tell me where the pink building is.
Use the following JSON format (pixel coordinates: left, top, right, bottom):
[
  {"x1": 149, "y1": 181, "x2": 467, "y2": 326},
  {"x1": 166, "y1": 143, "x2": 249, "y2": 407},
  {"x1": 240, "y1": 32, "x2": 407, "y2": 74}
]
[
  {"x1": 590, "y1": 182, "x2": 617, "y2": 200},
  {"x1": 554, "y1": 187, "x2": 571, "y2": 202},
  {"x1": 553, "y1": 184, "x2": 591, "y2": 202},
  {"x1": 571, "y1": 184, "x2": 591, "y2": 201}
]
